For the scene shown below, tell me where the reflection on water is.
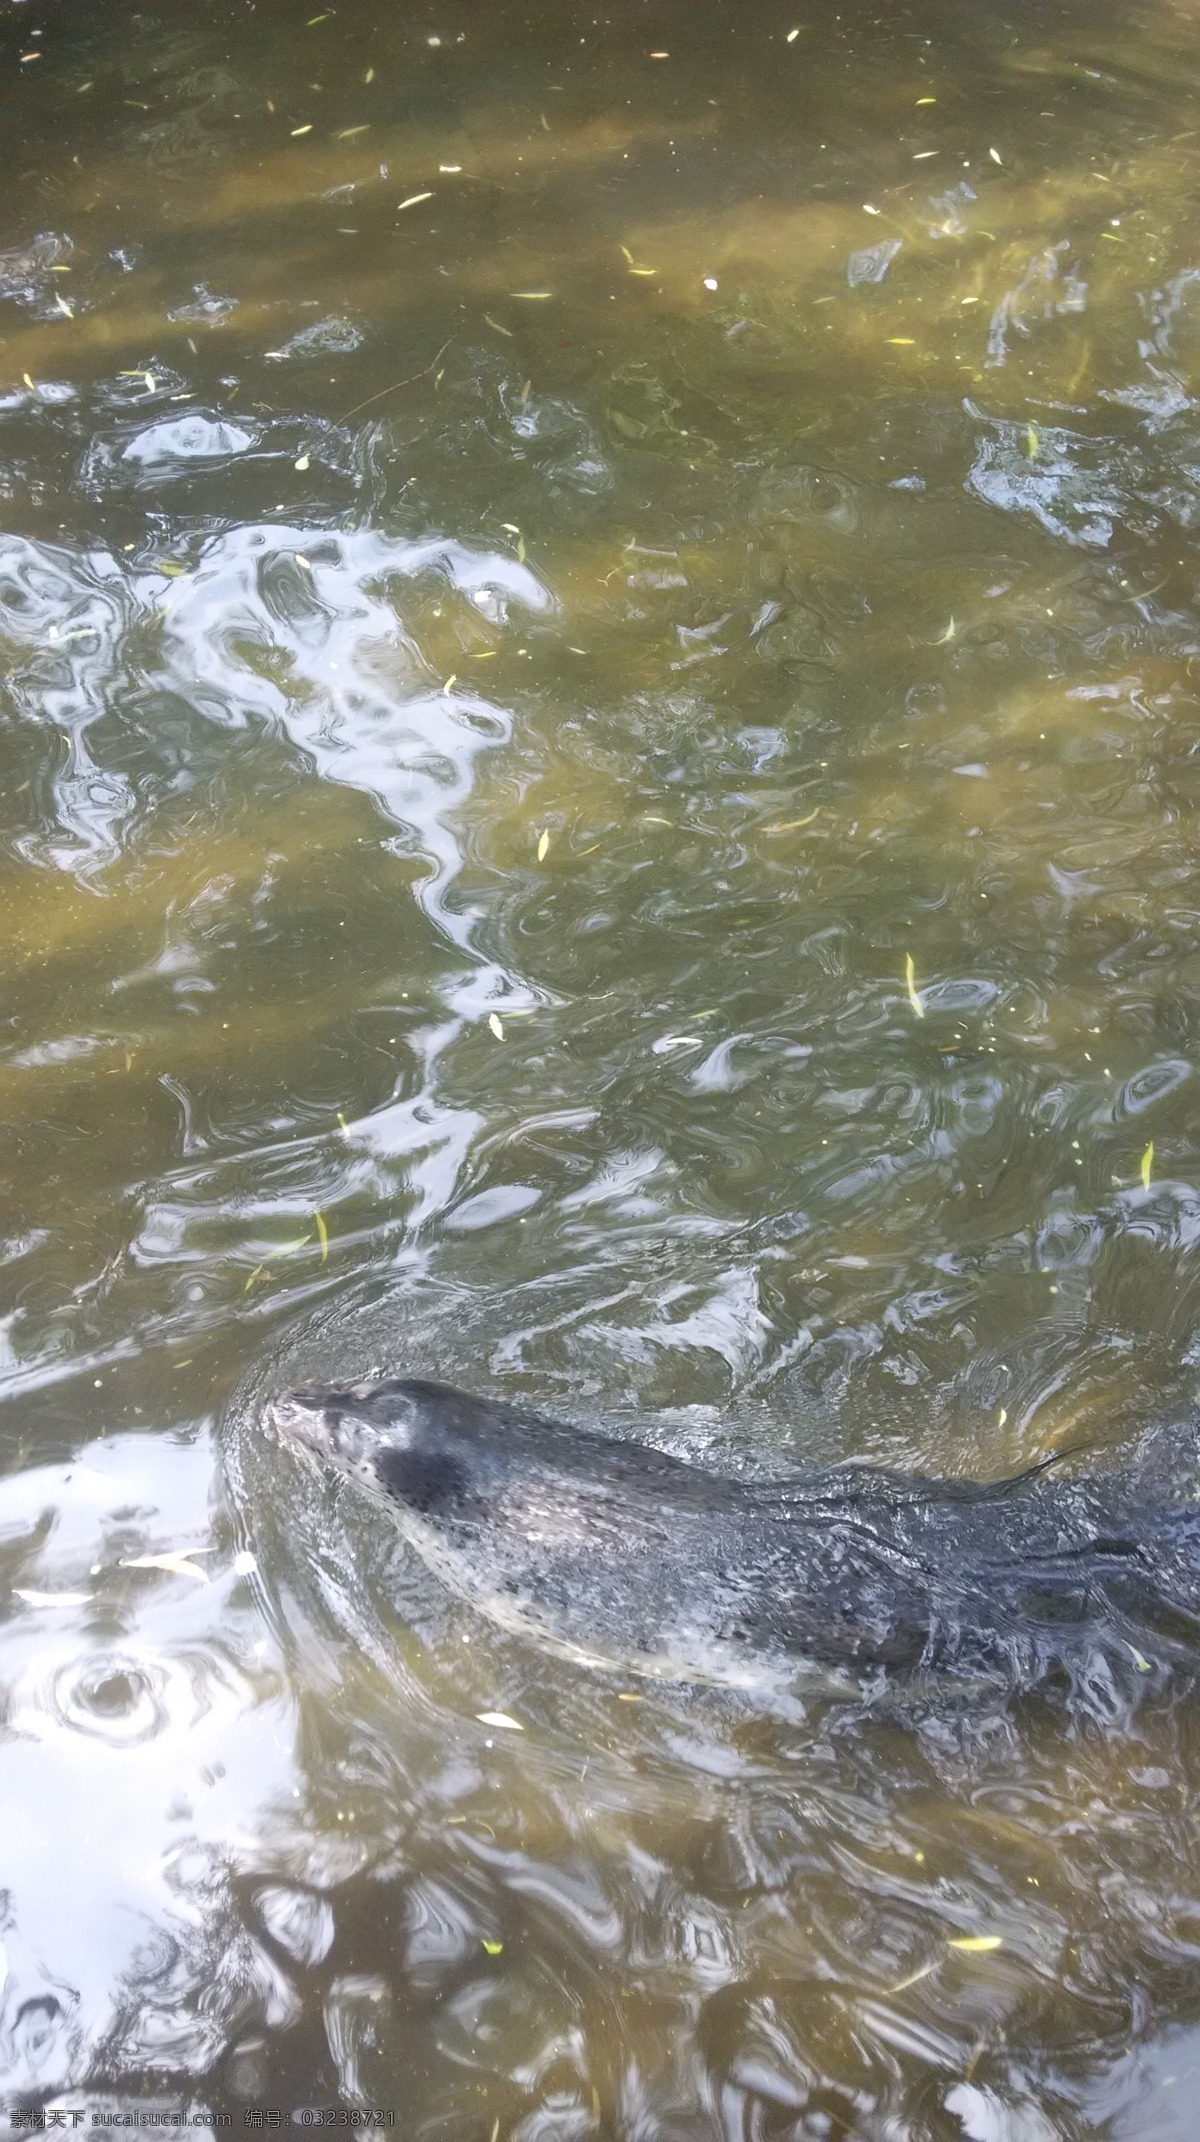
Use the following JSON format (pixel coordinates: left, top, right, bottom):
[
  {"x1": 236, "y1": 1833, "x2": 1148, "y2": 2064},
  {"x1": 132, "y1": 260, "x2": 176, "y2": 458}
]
[{"x1": 4, "y1": 0, "x2": 1200, "y2": 2125}]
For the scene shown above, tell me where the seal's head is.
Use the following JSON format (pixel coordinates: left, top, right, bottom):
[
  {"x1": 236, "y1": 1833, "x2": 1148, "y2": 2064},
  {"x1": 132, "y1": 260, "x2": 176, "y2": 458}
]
[{"x1": 267, "y1": 1376, "x2": 509, "y2": 1523}]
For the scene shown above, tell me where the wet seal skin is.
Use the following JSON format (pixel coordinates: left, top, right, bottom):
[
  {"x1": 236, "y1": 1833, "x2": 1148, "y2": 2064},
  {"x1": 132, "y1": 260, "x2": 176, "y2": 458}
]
[{"x1": 267, "y1": 1377, "x2": 1200, "y2": 1699}]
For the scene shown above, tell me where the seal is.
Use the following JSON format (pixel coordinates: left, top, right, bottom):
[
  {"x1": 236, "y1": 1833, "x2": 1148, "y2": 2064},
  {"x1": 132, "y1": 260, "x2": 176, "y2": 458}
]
[{"x1": 267, "y1": 1376, "x2": 1200, "y2": 1693}]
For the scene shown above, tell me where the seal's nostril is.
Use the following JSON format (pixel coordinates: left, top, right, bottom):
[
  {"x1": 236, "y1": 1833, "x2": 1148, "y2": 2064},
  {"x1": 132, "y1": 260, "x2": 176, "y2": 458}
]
[
  {"x1": 13, "y1": 1993, "x2": 64, "y2": 2058},
  {"x1": 16, "y1": 1995, "x2": 60, "y2": 2024}
]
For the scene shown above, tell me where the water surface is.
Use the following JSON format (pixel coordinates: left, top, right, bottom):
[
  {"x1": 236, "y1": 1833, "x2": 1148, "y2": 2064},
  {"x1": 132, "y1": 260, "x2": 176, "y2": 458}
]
[{"x1": 5, "y1": 0, "x2": 1200, "y2": 2129}]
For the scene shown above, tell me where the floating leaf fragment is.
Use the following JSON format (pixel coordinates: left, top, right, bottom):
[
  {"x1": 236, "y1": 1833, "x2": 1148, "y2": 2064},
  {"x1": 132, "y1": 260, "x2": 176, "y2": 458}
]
[
  {"x1": 916, "y1": 95, "x2": 937, "y2": 103},
  {"x1": 863, "y1": 203, "x2": 881, "y2": 215},
  {"x1": 509, "y1": 291, "x2": 553, "y2": 300},
  {"x1": 364, "y1": 67, "x2": 374, "y2": 83},
  {"x1": 886, "y1": 336, "x2": 916, "y2": 345},
  {"x1": 336, "y1": 124, "x2": 369, "y2": 138},
  {"x1": 1127, "y1": 1642, "x2": 1153, "y2": 1672},
  {"x1": 1023, "y1": 424, "x2": 1039, "y2": 459},
  {"x1": 476, "y1": 1710, "x2": 523, "y2": 1730},
  {"x1": 947, "y1": 1935, "x2": 1003, "y2": 1953},
  {"x1": 481, "y1": 1939, "x2": 503, "y2": 1955},
  {"x1": 1141, "y1": 1141, "x2": 1154, "y2": 1191},
  {"x1": 763, "y1": 808, "x2": 820, "y2": 832},
  {"x1": 121, "y1": 1551, "x2": 213, "y2": 1583},
  {"x1": 294, "y1": 453, "x2": 310, "y2": 471},
  {"x1": 484, "y1": 314, "x2": 514, "y2": 337},
  {"x1": 291, "y1": 124, "x2": 313, "y2": 136},
  {"x1": 537, "y1": 829, "x2": 550, "y2": 861},
  {"x1": 443, "y1": 673, "x2": 457, "y2": 695},
  {"x1": 488, "y1": 1013, "x2": 504, "y2": 1040},
  {"x1": 397, "y1": 191, "x2": 433, "y2": 210},
  {"x1": 905, "y1": 953, "x2": 924, "y2": 1018},
  {"x1": 787, "y1": 26, "x2": 801, "y2": 40},
  {"x1": 934, "y1": 617, "x2": 956, "y2": 644},
  {"x1": 314, "y1": 1210, "x2": 329, "y2": 1262},
  {"x1": 989, "y1": 146, "x2": 1003, "y2": 164}
]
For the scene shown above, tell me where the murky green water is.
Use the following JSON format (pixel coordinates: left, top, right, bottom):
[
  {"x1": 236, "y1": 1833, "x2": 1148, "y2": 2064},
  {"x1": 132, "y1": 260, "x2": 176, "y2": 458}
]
[{"x1": 6, "y1": 0, "x2": 1200, "y2": 2127}]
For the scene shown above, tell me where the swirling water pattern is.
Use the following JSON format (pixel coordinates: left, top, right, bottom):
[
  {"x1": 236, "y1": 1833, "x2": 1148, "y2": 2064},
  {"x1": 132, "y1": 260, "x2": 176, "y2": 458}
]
[{"x1": 4, "y1": 0, "x2": 1200, "y2": 2129}]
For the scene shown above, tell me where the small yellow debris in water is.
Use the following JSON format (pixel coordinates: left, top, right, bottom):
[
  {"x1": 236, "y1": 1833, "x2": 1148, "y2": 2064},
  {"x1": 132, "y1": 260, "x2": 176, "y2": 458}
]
[
  {"x1": 537, "y1": 829, "x2": 550, "y2": 861},
  {"x1": 364, "y1": 67, "x2": 374, "y2": 83},
  {"x1": 22, "y1": 373, "x2": 35, "y2": 390},
  {"x1": 947, "y1": 1935, "x2": 1003, "y2": 1953},
  {"x1": 121, "y1": 1551, "x2": 213, "y2": 1583},
  {"x1": 916, "y1": 95, "x2": 937, "y2": 103},
  {"x1": 294, "y1": 454, "x2": 310, "y2": 471},
  {"x1": 617, "y1": 1691, "x2": 644, "y2": 1702},
  {"x1": 488, "y1": 1013, "x2": 504, "y2": 1040},
  {"x1": 517, "y1": 535, "x2": 526, "y2": 562},
  {"x1": 336, "y1": 125, "x2": 370, "y2": 139},
  {"x1": 510, "y1": 291, "x2": 553, "y2": 300},
  {"x1": 443, "y1": 674, "x2": 457, "y2": 694},
  {"x1": 290, "y1": 124, "x2": 313, "y2": 136},
  {"x1": 1023, "y1": 425, "x2": 1039, "y2": 459},
  {"x1": 315, "y1": 1211, "x2": 329, "y2": 1262},
  {"x1": 886, "y1": 336, "x2": 916, "y2": 345},
  {"x1": 481, "y1": 1939, "x2": 503, "y2": 1955},
  {"x1": 989, "y1": 146, "x2": 1003, "y2": 164},
  {"x1": 1127, "y1": 1642, "x2": 1153, "y2": 1672},
  {"x1": 397, "y1": 191, "x2": 433, "y2": 210},
  {"x1": 905, "y1": 954, "x2": 924, "y2": 1018},
  {"x1": 1141, "y1": 1141, "x2": 1154, "y2": 1191},
  {"x1": 649, "y1": 50, "x2": 669, "y2": 58},
  {"x1": 763, "y1": 808, "x2": 820, "y2": 833},
  {"x1": 934, "y1": 617, "x2": 956, "y2": 644},
  {"x1": 787, "y1": 27, "x2": 801, "y2": 40},
  {"x1": 863, "y1": 203, "x2": 881, "y2": 215},
  {"x1": 476, "y1": 1710, "x2": 522, "y2": 1729},
  {"x1": 484, "y1": 314, "x2": 514, "y2": 337},
  {"x1": 889, "y1": 1959, "x2": 939, "y2": 1994}
]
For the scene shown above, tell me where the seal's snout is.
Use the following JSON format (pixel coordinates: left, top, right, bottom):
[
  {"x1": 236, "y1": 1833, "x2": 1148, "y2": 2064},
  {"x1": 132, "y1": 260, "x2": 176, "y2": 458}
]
[{"x1": 267, "y1": 1385, "x2": 343, "y2": 1457}]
